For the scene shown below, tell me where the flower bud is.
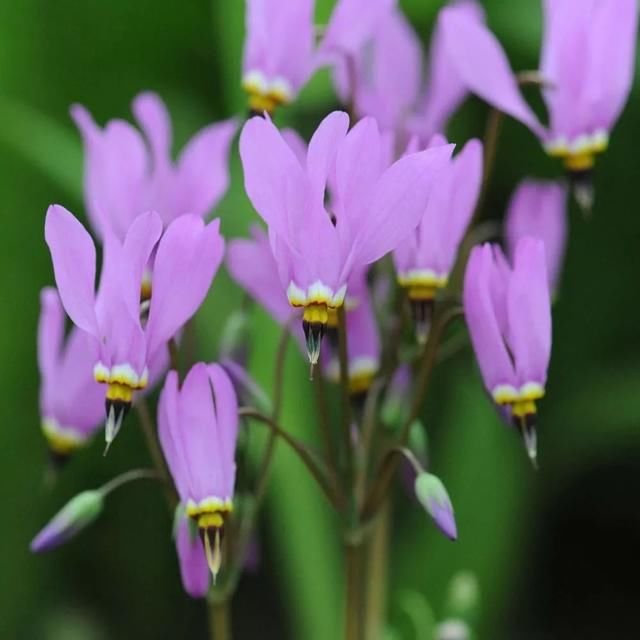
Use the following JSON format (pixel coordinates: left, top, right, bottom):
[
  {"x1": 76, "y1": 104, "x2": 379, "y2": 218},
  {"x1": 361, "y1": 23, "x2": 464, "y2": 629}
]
[
  {"x1": 414, "y1": 472, "x2": 457, "y2": 541},
  {"x1": 30, "y1": 490, "x2": 104, "y2": 553}
]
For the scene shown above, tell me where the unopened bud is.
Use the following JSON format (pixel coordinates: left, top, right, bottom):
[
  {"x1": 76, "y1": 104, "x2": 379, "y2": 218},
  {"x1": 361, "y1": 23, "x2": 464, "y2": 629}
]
[
  {"x1": 414, "y1": 472, "x2": 457, "y2": 541},
  {"x1": 30, "y1": 490, "x2": 104, "y2": 553}
]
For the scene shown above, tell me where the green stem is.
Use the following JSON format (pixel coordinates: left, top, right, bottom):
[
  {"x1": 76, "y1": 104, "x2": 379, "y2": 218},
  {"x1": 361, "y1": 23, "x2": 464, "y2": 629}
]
[
  {"x1": 313, "y1": 363, "x2": 338, "y2": 467},
  {"x1": 135, "y1": 400, "x2": 178, "y2": 510},
  {"x1": 337, "y1": 306, "x2": 354, "y2": 496},
  {"x1": 239, "y1": 408, "x2": 343, "y2": 509},
  {"x1": 364, "y1": 499, "x2": 391, "y2": 640},
  {"x1": 99, "y1": 468, "x2": 159, "y2": 497},
  {"x1": 208, "y1": 597, "x2": 231, "y2": 640},
  {"x1": 344, "y1": 540, "x2": 363, "y2": 640}
]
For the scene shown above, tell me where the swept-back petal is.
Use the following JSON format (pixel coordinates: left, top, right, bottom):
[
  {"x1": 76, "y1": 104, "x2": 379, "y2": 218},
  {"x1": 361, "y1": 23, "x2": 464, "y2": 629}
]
[
  {"x1": 507, "y1": 238, "x2": 552, "y2": 388},
  {"x1": 240, "y1": 116, "x2": 307, "y2": 240},
  {"x1": 175, "y1": 515, "x2": 209, "y2": 598},
  {"x1": 463, "y1": 244, "x2": 516, "y2": 394},
  {"x1": 348, "y1": 143, "x2": 453, "y2": 269},
  {"x1": 121, "y1": 211, "x2": 163, "y2": 321},
  {"x1": 207, "y1": 364, "x2": 239, "y2": 500},
  {"x1": 44, "y1": 205, "x2": 98, "y2": 336},
  {"x1": 505, "y1": 179, "x2": 568, "y2": 292},
  {"x1": 146, "y1": 216, "x2": 224, "y2": 358},
  {"x1": 440, "y1": 6, "x2": 545, "y2": 137},
  {"x1": 132, "y1": 92, "x2": 172, "y2": 171},
  {"x1": 38, "y1": 288, "x2": 64, "y2": 382},
  {"x1": 175, "y1": 118, "x2": 238, "y2": 220}
]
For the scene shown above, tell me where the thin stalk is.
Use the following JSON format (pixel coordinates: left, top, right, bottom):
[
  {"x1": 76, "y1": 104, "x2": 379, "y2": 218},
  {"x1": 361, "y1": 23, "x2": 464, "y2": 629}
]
[
  {"x1": 208, "y1": 598, "x2": 231, "y2": 640},
  {"x1": 344, "y1": 540, "x2": 363, "y2": 640},
  {"x1": 364, "y1": 499, "x2": 391, "y2": 640},
  {"x1": 135, "y1": 400, "x2": 178, "y2": 509},
  {"x1": 479, "y1": 107, "x2": 503, "y2": 209},
  {"x1": 362, "y1": 307, "x2": 462, "y2": 519},
  {"x1": 253, "y1": 319, "x2": 292, "y2": 505},
  {"x1": 239, "y1": 408, "x2": 343, "y2": 509},
  {"x1": 313, "y1": 365, "x2": 338, "y2": 467},
  {"x1": 99, "y1": 468, "x2": 159, "y2": 497},
  {"x1": 337, "y1": 306, "x2": 354, "y2": 497}
]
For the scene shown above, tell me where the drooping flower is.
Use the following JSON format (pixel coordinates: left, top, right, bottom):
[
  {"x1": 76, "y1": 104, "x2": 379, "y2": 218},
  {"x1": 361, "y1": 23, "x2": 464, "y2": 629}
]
[
  {"x1": 175, "y1": 512, "x2": 210, "y2": 598},
  {"x1": 38, "y1": 288, "x2": 104, "y2": 460},
  {"x1": 72, "y1": 92, "x2": 236, "y2": 241},
  {"x1": 409, "y1": 0, "x2": 486, "y2": 141},
  {"x1": 159, "y1": 364, "x2": 239, "y2": 581},
  {"x1": 440, "y1": 1, "x2": 639, "y2": 206},
  {"x1": 329, "y1": 1, "x2": 485, "y2": 141},
  {"x1": 463, "y1": 239, "x2": 552, "y2": 463},
  {"x1": 394, "y1": 136, "x2": 483, "y2": 342},
  {"x1": 322, "y1": 269, "x2": 381, "y2": 396},
  {"x1": 242, "y1": 0, "x2": 315, "y2": 113},
  {"x1": 505, "y1": 179, "x2": 568, "y2": 294},
  {"x1": 45, "y1": 206, "x2": 224, "y2": 448},
  {"x1": 239, "y1": 111, "x2": 453, "y2": 363},
  {"x1": 30, "y1": 490, "x2": 104, "y2": 553}
]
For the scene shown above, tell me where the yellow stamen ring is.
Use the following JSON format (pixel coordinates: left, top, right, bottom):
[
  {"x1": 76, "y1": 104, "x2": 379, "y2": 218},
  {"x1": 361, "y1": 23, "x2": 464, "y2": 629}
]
[{"x1": 41, "y1": 419, "x2": 85, "y2": 455}]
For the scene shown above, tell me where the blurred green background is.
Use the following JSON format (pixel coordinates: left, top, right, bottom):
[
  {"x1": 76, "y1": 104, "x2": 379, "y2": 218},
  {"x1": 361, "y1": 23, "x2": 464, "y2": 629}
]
[{"x1": 1, "y1": 1, "x2": 639, "y2": 638}]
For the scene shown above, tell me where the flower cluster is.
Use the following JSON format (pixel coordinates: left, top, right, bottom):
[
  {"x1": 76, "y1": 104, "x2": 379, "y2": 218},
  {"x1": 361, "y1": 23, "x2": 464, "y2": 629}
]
[{"x1": 31, "y1": 1, "x2": 637, "y2": 636}]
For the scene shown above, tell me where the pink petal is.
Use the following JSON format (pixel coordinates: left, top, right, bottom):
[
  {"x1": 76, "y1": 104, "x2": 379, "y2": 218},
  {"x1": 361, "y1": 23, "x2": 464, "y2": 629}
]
[
  {"x1": 463, "y1": 244, "x2": 516, "y2": 393},
  {"x1": 121, "y1": 211, "x2": 163, "y2": 322},
  {"x1": 207, "y1": 364, "x2": 239, "y2": 499},
  {"x1": 440, "y1": 5, "x2": 545, "y2": 137},
  {"x1": 505, "y1": 179, "x2": 568, "y2": 293},
  {"x1": 239, "y1": 116, "x2": 308, "y2": 240},
  {"x1": 44, "y1": 205, "x2": 98, "y2": 336},
  {"x1": 506, "y1": 238, "x2": 552, "y2": 388},
  {"x1": 146, "y1": 216, "x2": 224, "y2": 358},
  {"x1": 132, "y1": 92, "x2": 173, "y2": 171},
  {"x1": 349, "y1": 143, "x2": 454, "y2": 269},
  {"x1": 175, "y1": 118, "x2": 238, "y2": 219},
  {"x1": 38, "y1": 288, "x2": 64, "y2": 383},
  {"x1": 226, "y1": 228, "x2": 292, "y2": 327},
  {"x1": 175, "y1": 515, "x2": 209, "y2": 598}
]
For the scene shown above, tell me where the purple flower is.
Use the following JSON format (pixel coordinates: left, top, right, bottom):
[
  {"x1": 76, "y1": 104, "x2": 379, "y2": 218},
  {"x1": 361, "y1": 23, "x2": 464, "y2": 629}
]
[
  {"x1": 159, "y1": 363, "x2": 239, "y2": 581},
  {"x1": 175, "y1": 513, "x2": 210, "y2": 598},
  {"x1": 440, "y1": 1, "x2": 639, "y2": 172},
  {"x1": 72, "y1": 92, "x2": 236, "y2": 241},
  {"x1": 31, "y1": 490, "x2": 104, "y2": 553},
  {"x1": 409, "y1": 0, "x2": 486, "y2": 141},
  {"x1": 394, "y1": 136, "x2": 483, "y2": 341},
  {"x1": 505, "y1": 179, "x2": 568, "y2": 294},
  {"x1": 319, "y1": 0, "x2": 396, "y2": 61},
  {"x1": 331, "y1": 5, "x2": 422, "y2": 134},
  {"x1": 239, "y1": 111, "x2": 453, "y2": 362},
  {"x1": 45, "y1": 206, "x2": 224, "y2": 448},
  {"x1": 38, "y1": 288, "x2": 104, "y2": 457},
  {"x1": 463, "y1": 239, "x2": 551, "y2": 463},
  {"x1": 242, "y1": 0, "x2": 315, "y2": 112},
  {"x1": 322, "y1": 269, "x2": 381, "y2": 395},
  {"x1": 414, "y1": 472, "x2": 457, "y2": 541}
]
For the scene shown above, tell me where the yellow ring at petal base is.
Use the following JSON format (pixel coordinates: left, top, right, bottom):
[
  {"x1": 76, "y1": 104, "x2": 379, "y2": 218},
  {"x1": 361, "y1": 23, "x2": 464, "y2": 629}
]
[
  {"x1": 42, "y1": 419, "x2": 85, "y2": 455},
  {"x1": 106, "y1": 383, "x2": 134, "y2": 404}
]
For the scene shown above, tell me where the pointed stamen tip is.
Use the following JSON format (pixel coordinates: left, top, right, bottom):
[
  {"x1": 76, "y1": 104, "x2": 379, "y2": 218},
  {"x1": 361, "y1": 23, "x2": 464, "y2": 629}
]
[{"x1": 204, "y1": 528, "x2": 223, "y2": 583}]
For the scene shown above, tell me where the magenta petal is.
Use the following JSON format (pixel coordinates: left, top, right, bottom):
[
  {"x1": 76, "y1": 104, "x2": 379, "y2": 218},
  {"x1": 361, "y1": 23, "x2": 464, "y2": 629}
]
[
  {"x1": 175, "y1": 118, "x2": 238, "y2": 219},
  {"x1": 239, "y1": 116, "x2": 307, "y2": 239},
  {"x1": 38, "y1": 288, "x2": 64, "y2": 383},
  {"x1": 121, "y1": 211, "x2": 163, "y2": 321},
  {"x1": 506, "y1": 238, "x2": 552, "y2": 388},
  {"x1": 132, "y1": 92, "x2": 172, "y2": 170},
  {"x1": 505, "y1": 180, "x2": 568, "y2": 293},
  {"x1": 207, "y1": 364, "x2": 239, "y2": 500},
  {"x1": 320, "y1": 0, "x2": 396, "y2": 57},
  {"x1": 175, "y1": 515, "x2": 209, "y2": 598},
  {"x1": 146, "y1": 216, "x2": 224, "y2": 358},
  {"x1": 158, "y1": 371, "x2": 191, "y2": 501},
  {"x1": 440, "y1": 5, "x2": 545, "y2": 137},
  {"x1": 350, "y1": 143, "x2": 454, "y2": 268},
  {"x1": 463, "y1": 244, "x2": 517, "y2": 394},
  {"x1": 44, "y1": 205, "x2": 98, "y2": 336}
]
